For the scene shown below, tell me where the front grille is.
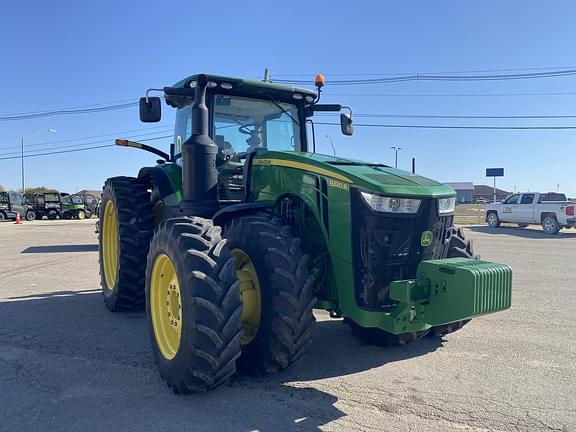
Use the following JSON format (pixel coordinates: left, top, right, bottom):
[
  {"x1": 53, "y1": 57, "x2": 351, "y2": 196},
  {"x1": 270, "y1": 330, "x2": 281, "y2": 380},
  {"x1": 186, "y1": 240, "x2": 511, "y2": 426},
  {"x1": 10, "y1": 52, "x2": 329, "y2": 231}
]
[{"x1": 351, "y1": 189, "x2": 454, "y2": 310}]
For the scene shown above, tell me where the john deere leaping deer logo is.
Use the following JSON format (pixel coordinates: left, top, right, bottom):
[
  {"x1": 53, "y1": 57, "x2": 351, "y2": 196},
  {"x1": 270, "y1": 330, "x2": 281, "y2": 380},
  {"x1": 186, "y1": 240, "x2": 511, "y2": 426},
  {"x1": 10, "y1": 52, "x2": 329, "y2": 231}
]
[{"x1": 421, "y1": 231, "x2": 433, "y2": 247}]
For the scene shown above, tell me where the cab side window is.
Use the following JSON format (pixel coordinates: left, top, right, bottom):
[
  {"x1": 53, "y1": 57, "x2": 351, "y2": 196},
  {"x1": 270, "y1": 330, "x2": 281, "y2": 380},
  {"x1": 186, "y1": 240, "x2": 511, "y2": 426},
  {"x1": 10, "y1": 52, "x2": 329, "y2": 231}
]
[
  {"x1": 520, "y1": 194, "x2": 534, "y2": 205},
  {"x1": 503, "y1": 194, "x2": 520, "y2": 205},
  {"x1": 173, "y1": 103, "x2": 193, "y2": 164}
]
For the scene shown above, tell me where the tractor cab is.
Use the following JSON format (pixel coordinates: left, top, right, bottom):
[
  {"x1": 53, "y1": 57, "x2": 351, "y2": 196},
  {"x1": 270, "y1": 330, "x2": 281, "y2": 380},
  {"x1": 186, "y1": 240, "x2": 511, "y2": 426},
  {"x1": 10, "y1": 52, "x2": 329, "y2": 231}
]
[
  {"x1": 174, "y1": 91, "x2": 305, "y2": 202},
  {"x1": 126, "y1": 73, "x2": 353, "y2": 214}
]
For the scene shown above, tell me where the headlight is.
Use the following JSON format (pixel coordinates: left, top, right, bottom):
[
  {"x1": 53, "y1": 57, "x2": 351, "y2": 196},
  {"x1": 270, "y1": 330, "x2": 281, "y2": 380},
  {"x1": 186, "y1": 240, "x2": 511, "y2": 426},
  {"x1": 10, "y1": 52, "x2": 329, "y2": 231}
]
[
  {"x1": 360, "y1": 191, "x2": 421, "y2": 214},
  {"x1": 438, "y1": 197, "x2": 456, "y2": 215}
]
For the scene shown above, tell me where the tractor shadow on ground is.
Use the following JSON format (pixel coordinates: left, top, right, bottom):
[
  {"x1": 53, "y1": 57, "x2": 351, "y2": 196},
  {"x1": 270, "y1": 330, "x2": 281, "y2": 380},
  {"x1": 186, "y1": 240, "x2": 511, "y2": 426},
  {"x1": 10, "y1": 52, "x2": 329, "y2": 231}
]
[
  {"x1": 0, "y1": 291, "x2": 443, "y2": 431},
  {"x1": 467, "y1": 225, "x2": 576, "y2": 239},
  {"x1": 21, "y1": 244, "x2": 99, "y2": 253}
]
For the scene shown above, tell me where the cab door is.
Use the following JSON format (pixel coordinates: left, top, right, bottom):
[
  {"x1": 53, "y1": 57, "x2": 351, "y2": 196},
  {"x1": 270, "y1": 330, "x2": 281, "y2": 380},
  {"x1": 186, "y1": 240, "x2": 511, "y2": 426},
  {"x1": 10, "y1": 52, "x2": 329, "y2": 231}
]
[
  {"x1": 516, "y1": 193, "x2": 535, "y2": 223},
  {"x1": 500, "y1": 194, "x2": 521, "y2": 222}
]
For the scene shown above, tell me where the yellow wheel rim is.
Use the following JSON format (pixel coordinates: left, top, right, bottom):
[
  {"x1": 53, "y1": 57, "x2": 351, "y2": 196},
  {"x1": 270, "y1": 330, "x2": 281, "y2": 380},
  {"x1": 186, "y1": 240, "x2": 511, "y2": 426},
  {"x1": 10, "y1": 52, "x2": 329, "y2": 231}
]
[
  {"x1": 102, "y1": 201, "x2": 119, "y2": 289},
  {"x1": 150, "y1": 254, "x2": 182, "y2": 360},
  {"x1": 78, "y1": 210, "x2": 86, "y2": 220},
  {"x1": 232, "y1": 249, "x2": 262, "y2": 345}
]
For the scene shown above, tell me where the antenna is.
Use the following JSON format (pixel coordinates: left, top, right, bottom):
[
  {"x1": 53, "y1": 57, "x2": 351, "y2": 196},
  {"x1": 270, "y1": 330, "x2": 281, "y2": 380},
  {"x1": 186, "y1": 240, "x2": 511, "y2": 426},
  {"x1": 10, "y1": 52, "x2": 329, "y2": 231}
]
[{"x1": 263, "y1": 68, "x2": 270, "y2": 81}]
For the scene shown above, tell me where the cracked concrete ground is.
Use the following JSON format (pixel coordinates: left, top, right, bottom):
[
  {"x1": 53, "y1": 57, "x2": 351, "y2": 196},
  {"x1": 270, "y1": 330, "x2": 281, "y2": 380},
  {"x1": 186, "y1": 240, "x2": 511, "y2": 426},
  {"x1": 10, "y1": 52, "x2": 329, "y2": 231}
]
[{"x1": 0, "y1": 219, "x2": 574, "y2": 431}]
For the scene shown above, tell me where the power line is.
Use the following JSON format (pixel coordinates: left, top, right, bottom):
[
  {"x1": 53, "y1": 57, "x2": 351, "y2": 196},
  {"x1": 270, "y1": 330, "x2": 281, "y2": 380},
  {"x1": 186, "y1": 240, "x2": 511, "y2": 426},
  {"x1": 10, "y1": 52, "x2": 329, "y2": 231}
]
[
  {"x1": 1, "y1": 121, "x2": 576, "y2": 162},
  {"x1": 0, "y1": 101, "x2": 138, "y2": 121},
  {"x1": 272, "y1": 66, "x2": 576, "y2": 77},
  {"x1": 0, "y1": 135, "x2": 172, "y2": 160},
  {"x1": 0, "y1": 126, "x2": 172, "y2": 152},
  {"x1": 329, "y1": 91, "x2": 576, "y2": 98},
  {"x1": 0, "y1": 144, "x2": 115, "y2": 160},
  {"x1": 337, "y1": 113, "x2": 576, "y2": 120},
  {"x1": 274, "y1": 69, "x2": 576, "y2": 86},
  {"x1": 317, "y1": 122, "x2": 576, "y2": 130}
]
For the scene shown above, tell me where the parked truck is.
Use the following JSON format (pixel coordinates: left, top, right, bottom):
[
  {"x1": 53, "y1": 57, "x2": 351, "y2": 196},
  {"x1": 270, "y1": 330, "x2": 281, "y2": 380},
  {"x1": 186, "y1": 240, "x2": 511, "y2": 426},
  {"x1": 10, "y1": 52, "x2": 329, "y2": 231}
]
[{"x1": 486, "y1": 192, "x2": 575, "y2": 234}]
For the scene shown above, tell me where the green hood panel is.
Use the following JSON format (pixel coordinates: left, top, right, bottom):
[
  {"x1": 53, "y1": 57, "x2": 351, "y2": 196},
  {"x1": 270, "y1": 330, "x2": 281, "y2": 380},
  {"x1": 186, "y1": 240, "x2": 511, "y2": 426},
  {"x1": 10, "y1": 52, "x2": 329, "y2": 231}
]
[{"x1": 255, "y1": 151, "x2": 455, "y2": 198}]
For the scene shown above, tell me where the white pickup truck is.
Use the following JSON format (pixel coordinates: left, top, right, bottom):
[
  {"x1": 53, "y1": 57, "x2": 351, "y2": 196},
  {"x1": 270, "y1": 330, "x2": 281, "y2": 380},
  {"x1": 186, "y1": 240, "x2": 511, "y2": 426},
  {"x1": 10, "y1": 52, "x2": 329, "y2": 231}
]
[{"x1": 486, "y1": 192, "x2": 575, "y2": 234}]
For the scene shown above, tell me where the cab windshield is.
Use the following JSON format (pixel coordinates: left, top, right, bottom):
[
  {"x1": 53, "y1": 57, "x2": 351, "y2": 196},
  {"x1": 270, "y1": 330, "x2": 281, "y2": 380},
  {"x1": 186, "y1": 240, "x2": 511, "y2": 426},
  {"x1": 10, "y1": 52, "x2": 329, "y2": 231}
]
[{"x1": 174, "y1": 95, "x2": 302, "y2": 161}]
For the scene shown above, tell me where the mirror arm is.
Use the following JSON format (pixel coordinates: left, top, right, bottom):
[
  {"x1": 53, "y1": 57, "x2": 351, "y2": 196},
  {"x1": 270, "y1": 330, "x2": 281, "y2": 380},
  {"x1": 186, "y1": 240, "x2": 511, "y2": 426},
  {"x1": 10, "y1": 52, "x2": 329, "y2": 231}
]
[{"x1": 144, "y1": 88, "x2": 165, "y2": 103}]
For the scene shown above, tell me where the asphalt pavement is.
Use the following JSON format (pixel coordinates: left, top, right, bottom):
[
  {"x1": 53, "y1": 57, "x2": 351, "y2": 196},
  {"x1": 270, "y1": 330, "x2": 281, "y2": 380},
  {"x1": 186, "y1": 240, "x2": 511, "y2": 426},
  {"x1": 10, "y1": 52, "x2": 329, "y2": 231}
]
[{"x1": 0, "y1": 219, "x2": 574, "y2": 431}]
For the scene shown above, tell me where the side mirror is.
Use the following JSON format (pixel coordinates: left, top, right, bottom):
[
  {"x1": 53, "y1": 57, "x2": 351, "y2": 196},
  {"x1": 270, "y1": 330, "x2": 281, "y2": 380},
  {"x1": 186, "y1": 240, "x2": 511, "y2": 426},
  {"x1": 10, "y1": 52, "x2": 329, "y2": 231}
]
[
  {"x1": 340, "y1": 113, "x2": 353, "y2": 136},
  {"x1": 139, "y1": 97, "x2": 161, "y2": 122}
]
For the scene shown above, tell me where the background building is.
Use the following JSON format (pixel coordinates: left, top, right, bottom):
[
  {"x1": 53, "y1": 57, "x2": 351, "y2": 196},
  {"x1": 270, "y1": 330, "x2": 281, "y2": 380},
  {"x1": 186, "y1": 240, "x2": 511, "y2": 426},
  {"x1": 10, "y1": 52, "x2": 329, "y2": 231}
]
[
  {"x1": 473, "y1": 185, "x2": 511, "y2": 203},
  {"x1": 445, "y1": 182, "x2": 474, "y2": 204}
]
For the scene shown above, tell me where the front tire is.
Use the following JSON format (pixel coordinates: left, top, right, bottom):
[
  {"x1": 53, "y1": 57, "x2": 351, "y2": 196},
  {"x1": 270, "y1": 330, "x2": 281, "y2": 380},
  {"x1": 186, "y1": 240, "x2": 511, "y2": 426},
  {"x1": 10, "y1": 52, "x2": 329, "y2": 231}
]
[
  {"x1": 487, "y1": 212, "x2": 500, "y2": 227},
  {"x1": 99, "y1": 176, "x2": 154, "y2": 311},
  {"x1": 146, "y1": 218, "x2": 243, "y2": 393},
  {"x1": 225, "y1": 216, "x2": 315, "y2": 374},
  {"x1": 25, "y1": 210, "x2": 36, "y2": 221}
]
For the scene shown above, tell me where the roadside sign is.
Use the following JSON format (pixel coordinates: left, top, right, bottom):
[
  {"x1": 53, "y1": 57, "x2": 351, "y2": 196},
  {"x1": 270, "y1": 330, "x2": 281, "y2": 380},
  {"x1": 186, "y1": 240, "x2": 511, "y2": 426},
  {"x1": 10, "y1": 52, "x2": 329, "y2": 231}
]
[
  {"x1": 486, "y1": 168, "x2": 504, "y2": 177},
  {"x1": 486, "y1": 168, "x2": 505, "y2": 202}
]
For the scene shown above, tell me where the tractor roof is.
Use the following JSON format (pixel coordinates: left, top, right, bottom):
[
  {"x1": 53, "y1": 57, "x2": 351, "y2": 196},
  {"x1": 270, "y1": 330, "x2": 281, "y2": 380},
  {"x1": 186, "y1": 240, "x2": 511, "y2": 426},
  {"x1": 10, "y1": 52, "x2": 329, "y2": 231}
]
[{"x1": 172, "y1": 74, "x2": 318, "y2": 101}]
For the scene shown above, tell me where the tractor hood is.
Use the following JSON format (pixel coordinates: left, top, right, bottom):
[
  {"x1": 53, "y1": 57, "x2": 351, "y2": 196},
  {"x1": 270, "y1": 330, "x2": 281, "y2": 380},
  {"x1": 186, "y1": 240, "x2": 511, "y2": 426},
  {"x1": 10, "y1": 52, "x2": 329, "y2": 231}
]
[{"x1": 255, "y1": 152, "x2": 455, "y2": 198}]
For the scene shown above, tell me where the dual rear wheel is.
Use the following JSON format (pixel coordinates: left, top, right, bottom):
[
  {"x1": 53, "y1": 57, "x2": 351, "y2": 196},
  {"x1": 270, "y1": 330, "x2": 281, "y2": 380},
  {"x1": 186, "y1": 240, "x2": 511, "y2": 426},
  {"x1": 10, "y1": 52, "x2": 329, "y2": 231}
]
[{"x1": 99, "y1": 183, "x2": 315, "y2": 393}]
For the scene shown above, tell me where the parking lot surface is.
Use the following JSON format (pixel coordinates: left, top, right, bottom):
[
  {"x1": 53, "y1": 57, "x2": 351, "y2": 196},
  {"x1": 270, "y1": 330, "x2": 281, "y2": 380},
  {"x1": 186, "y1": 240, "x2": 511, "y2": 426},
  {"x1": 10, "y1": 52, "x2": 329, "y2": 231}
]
[{"x1": 0, "y1": 220, "x2": 575, "y2": 431}]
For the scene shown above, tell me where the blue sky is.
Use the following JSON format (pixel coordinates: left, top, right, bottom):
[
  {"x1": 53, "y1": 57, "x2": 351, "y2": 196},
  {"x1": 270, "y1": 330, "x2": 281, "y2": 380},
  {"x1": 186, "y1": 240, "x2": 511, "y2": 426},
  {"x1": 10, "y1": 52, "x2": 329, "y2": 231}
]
[{"x1": 1, "y1": 1, "x2": 575, "y2": 196}]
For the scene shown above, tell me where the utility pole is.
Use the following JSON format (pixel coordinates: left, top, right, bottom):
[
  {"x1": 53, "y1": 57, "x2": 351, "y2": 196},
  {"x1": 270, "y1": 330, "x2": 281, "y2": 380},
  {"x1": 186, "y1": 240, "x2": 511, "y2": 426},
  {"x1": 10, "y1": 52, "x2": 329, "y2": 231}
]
[{"x1": 390, "y1": 146, "x2": 402, "y2": 168}]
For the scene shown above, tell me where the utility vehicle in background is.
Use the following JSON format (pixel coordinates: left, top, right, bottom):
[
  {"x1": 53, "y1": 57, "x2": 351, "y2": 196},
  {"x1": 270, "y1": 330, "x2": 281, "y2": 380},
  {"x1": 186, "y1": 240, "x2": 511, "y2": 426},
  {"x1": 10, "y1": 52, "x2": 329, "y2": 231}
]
[
  {"x1": 0, "y1": 191, "x2": 36, "y2": 221},
  {"x1": 486, "y1": 192, "x2": 575, "y2": 234},
  {"x1": 98, "y1": 73, "x2": 512, "y2": 393}
]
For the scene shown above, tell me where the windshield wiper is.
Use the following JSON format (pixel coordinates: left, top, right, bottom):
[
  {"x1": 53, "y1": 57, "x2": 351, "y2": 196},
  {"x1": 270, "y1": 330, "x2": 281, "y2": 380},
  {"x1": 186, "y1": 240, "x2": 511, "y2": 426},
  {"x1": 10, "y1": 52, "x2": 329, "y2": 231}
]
[{"x1": 266, "y1": 96, "x2": 300, "y2": 126}]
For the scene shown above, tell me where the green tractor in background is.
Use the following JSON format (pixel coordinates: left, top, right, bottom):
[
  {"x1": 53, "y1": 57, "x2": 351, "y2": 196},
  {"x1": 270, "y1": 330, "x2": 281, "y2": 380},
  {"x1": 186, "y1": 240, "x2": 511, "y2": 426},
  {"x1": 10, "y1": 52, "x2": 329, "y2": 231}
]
[{"x1": 99, "y1": 73, "x2": 512, "y2": 393}]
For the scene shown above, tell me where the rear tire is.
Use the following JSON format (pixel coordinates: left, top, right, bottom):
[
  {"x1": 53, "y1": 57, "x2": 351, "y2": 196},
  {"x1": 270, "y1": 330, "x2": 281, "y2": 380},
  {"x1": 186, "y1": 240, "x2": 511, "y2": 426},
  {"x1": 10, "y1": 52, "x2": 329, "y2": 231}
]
[
  {"x1": 77, "y1": 210, "x2": 86, "y2": 220},
  {"x1": 487, "y1": 212, "x2": 500, "y2": 227},
  {"x1": 146, "y1": 218, "x2": 243, "y2": 393},
  {"x1": 85, "y1": 209, "x2": 92, "y2": 219},
  {"x1": 99, "y1": 176, "x2": 154, "y2": 311},
  {"x1": 542, "y1": 216, "x2": 560, "y2": 235},
  {"x1": 0, "y1": 212, "x2": 5, "y2": 221},
  {"x1": 47, "y1": 210, "x2": 57, "y2": 220},
  {"x1": 225, "y1": 216, "x2": 315, "y2": 374}
]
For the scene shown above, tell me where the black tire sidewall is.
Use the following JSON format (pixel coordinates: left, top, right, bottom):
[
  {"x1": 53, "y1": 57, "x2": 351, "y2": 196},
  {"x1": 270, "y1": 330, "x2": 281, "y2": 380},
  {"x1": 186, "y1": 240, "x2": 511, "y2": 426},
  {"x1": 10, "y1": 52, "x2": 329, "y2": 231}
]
[
  {"x1": 146, "y1": 224, "x2": 196, "y2": 387},
  {"x1": 99, "y1": 186, "x2": 121, "y2": 301}
]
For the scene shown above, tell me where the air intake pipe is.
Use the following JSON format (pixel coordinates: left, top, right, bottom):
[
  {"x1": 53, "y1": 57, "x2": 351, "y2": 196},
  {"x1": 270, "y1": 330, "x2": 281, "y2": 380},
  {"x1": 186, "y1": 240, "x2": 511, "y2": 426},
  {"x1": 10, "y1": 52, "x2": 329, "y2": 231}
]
[{"x1": 180, "y1": 74, "x2": 219, "y2": 217}]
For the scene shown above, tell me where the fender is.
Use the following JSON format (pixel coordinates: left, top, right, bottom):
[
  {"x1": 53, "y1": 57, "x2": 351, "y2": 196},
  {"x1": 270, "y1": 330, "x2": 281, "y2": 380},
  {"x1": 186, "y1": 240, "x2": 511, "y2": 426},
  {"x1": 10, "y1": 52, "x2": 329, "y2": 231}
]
[
  {"x1": 138, "y1": 165, "x2": 182, "y2": 206},
  {"x1": 212, "y1": 202, "x2": 273, "y2": 227}
]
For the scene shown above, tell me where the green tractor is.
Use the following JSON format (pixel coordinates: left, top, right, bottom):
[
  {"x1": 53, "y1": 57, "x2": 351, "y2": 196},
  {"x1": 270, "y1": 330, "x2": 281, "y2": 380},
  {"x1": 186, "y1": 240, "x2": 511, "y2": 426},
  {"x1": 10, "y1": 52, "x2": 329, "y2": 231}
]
[{"x1": 99, "y1": 73, "x2": 512, "y2": 393}]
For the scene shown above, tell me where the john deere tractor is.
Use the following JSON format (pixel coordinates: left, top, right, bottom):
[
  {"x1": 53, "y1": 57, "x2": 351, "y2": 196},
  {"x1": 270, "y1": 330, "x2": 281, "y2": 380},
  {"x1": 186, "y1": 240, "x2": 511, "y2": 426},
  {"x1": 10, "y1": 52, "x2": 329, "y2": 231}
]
[{"x1": 98, "y1": 73, "x2": 512, "y2": 393}]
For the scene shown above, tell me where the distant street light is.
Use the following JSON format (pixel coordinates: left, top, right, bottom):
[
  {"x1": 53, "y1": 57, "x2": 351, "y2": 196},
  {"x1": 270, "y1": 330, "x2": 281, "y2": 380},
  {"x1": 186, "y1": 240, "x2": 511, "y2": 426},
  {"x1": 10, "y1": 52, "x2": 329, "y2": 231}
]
[
  {"x1": 390, "y1": 146, "x2": 402, "y2": 168},
  {"x1": 325, "y1": 135, "x2": 336, "y2": 156},
  {"x1": 21, "y1": 128, "x2": 56, "y2": 193}
]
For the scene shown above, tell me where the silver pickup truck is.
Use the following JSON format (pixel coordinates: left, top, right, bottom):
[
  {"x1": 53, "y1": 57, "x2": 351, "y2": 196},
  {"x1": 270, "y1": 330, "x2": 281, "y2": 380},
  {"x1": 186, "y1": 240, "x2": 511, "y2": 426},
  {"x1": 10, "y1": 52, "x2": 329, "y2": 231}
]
[{"x1": 486, "y1": 192, "x2": 575, "y2": 234}]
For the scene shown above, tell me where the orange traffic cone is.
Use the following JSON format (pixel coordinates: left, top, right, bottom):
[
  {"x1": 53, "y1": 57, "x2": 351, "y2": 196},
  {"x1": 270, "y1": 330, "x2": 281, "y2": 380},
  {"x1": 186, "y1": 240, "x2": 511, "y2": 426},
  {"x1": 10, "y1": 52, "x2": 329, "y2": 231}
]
[{"x1": 15, "y1": 213, "x2": 22, "y2": 224}]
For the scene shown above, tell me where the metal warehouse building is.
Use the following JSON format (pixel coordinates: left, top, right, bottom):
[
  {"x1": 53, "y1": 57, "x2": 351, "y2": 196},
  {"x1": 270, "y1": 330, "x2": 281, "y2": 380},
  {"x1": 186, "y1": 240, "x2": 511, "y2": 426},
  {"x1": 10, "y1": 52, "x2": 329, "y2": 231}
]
[{"x1": 445, "y1": 182, "x2": 474, "y2": 204}]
